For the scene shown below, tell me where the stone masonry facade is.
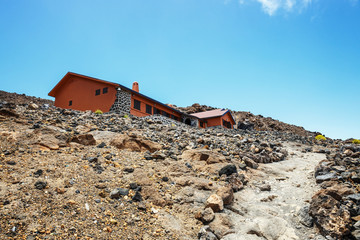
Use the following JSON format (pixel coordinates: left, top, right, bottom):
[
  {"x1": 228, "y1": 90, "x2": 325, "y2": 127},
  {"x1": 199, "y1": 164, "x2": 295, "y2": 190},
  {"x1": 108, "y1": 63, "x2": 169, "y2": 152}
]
[{"x1": 109, "y1": 88, "x2": 131, "y2": 114}]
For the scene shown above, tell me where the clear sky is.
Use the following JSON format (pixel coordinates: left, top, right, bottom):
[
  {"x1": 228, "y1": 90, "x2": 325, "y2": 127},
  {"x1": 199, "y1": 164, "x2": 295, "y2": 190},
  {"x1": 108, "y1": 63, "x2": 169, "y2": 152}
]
[{"x1": 0, "y1": 0, "x2": 359, "y2": 140}]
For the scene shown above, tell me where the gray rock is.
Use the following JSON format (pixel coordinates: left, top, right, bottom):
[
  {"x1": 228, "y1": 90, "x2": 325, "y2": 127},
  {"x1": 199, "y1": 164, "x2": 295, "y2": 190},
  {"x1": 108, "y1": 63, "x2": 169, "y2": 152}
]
[
  {"x1": 298, "y1": 205, "x2": 313, "y2": 227},
  {"x1": 237, "y1": 121, "x2": 254, "y2": 131},
  {"x1": 347, "y1": 193, "x2": 360, "y2": 202},
  {"x1": 219, "y1": 164, "x2": 237, "y2": 177},
  {"x1": 352, "y1": 230, "x2": 360, "y2": 240},
  {"x1": 110, "y1": 188, "x2": 129, "y2": 199},
  {"x1": 132, "y1": 191, "x2": 142, "y2": 202},
  {"x1": 259, "y1": 184, "x2": 271, "y2": 191},
  {"x1": 199, "y1": 207, "x2": 215, "y2": 223},
  {"x1": 34, "y1": 181, "x2": 47, "y2": 190},
  {"x1": 243, "y1": 156, "x2": 259, "y2": 169},
  {"x1": 198, "y1": 225, "x2": 218, "y2": 240},
  {"x1": 315, "y1": 173, "x2": 337, "y2": 183},
  {"x1": 354, "y1": 221, "x2": 360, "y2": 230}
]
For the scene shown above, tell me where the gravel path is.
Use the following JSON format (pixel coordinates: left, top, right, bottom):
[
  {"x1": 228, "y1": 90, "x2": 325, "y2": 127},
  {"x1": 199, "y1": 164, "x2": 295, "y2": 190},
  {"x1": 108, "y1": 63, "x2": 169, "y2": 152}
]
[{"x1": 224, "y1": 143, "x2": 326, "y2": 240}]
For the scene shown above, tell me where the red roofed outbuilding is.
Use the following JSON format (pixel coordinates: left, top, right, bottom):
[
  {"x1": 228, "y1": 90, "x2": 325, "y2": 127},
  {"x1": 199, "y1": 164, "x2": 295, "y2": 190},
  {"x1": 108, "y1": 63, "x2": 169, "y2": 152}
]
[{"x1": 190, "y1": 109, "x2": 236, "y2": 129}]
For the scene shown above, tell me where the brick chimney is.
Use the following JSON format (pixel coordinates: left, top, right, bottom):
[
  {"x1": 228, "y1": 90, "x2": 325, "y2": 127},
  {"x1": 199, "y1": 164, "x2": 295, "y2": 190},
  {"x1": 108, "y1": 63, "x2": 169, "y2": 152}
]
[{"x1": 132, "y1": 82, "x2": 139, "y2": 92}]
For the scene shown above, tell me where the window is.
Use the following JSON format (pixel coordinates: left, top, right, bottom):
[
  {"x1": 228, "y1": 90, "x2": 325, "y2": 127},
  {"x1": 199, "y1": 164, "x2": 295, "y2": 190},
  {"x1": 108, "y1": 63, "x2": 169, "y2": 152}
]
[
  {"x1": 154, "y1": 108, "x2": 161, "y2": 115},
  {"x1": 200, "y1": 121, "x2": 204, "y2": 127},
  {"x1": 146, "y1": 104, "x2": 152, "y2": 114},
  {"x1": 134, "y1": 99, "x2": 141, "y2": 110},
  {"x1": 162, "y1": 111, "x2": 170, "y2": 118},
  {"x1": 69, "y1": 100, "x2": 72, "y2": 106},
  {"x1": 223, "y1": 119, "x2": 232, "y2": 129},
  {"x1": 103, "y1": 87, "x2": 108, "y2": 94},
  {"x1": 95, "y1": 89, "x2": 100, "y2": 96}
]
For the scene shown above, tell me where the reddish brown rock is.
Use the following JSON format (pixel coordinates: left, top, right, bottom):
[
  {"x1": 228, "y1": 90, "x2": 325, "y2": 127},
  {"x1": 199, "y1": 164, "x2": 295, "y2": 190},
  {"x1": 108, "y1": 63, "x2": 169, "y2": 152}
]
[
  {"x1": 181, "y1": 149, "x2": 226, "y2": 164},
  {"x1": 209, "y1": 213, "x2": 234, "y2": 239},
  {"x1": 70, "y1": 134, "x2": 96, "y2": 146},
  {"x1": 110, "y1": 134, "x2": 161, "y2": 152},
  {"x1": 309, "y1": 189, "x2": 352, "y2": 238},
  {"x1": 216, "y1": 186, "x2": 234, "y2": 205},
  {"x1": 206, "y1": 194, "x2": 224, "y2": 213},
  {"x1": 195, "y1": 207, "x2": 215, "y2": 223}
]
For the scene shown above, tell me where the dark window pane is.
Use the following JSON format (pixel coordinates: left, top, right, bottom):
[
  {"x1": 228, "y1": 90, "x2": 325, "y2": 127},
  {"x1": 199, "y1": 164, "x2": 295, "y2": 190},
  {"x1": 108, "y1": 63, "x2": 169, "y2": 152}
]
[
  {"x1": 103, "y1": 87, "x2": 108, "y2": 94},
  {"x1": 95, "y1": 89, "x2": 100, "y2": 96},
  {"x1": 134, "y1": 99, "x2": 141, "y2": 110},
  {"x1": 154, "y1": 108, "x2": 161, "y2": 114},
  {"x1": 162, "y1": 111, "x2": 170, "y2": 117},
  {"x1": 146, "y1": 104, "x2": 152, "y2": 114},
  {"x1": 69, "y1": 100, "x2": 72, "y2": 106},
  {"x1": 200, "y1": 122, "x2": 203, "y2": 127}
]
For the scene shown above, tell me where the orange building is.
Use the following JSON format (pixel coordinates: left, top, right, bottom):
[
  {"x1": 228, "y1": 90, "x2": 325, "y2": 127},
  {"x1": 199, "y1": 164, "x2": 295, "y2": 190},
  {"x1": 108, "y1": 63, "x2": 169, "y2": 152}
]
[
  {"x1": 190, "y1": 109, "x2": 236, "y2": 129},
  {"x1": 48, "y1": 72, "x2": 235, "y2": 129}
]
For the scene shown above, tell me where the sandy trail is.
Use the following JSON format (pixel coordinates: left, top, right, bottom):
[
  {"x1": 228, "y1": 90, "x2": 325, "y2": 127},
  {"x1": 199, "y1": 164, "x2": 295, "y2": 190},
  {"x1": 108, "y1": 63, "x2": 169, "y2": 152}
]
[{"x1": 224, "y1": 143, "x2": 326, "y2": 240}]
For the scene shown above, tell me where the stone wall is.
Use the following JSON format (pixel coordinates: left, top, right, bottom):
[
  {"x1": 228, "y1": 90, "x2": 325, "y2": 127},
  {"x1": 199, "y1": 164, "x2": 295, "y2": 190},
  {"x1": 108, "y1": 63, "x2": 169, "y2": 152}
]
[
  {"x1": 182, "y1": 115, "x2": 199, "y2": 127},
  {"x1": 109, "y1": 88, "x2": 131, "y2": 114},
  {"x1": 144, "y1": 114, "x2": 195, "y2": 129}
]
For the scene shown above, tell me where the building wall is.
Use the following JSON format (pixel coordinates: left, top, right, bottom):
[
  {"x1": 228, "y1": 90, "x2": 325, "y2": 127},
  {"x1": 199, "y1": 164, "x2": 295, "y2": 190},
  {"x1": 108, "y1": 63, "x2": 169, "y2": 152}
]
[
  {"x1": 200, "y1": 112, "x2": 235, "y2": 129},
  {"x1": 221, "y1": 112, "x2": 235, "y2": 129},
  {"x1": 109, "y1": 88, "x2": 131, "y2": 114},
  {"x1": 206, "y1": 117, "x2": 222, "y2": 128},
  {"x1": 54, "y1": 76, "x2": 117, "y2": 112},
  {"x1": 129, "y1": 93, "x2": 182, "y2": 120}
]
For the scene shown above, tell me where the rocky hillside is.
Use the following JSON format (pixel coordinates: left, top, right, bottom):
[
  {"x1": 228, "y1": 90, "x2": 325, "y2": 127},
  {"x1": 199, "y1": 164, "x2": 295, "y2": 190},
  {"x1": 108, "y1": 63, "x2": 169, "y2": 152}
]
[
  {"x1": 1, "y1": 91, "x2": 359, "y2": 240},
  {"x1": 0, "y1": 90, "x2": 53, "y2": 106},
  {"x1": 177, "y1": 103, "x2": 319, "y2": 137}
]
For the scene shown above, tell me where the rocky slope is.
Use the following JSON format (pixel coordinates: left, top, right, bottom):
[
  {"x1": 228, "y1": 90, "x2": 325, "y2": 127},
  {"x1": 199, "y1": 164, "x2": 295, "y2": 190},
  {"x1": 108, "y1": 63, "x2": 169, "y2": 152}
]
[
  {"x1": 0, "y1": 90, "x2": 53, "y2": 107},
  {"x1": 0, "y1": 91, "x2": 359, "y2": 240}
]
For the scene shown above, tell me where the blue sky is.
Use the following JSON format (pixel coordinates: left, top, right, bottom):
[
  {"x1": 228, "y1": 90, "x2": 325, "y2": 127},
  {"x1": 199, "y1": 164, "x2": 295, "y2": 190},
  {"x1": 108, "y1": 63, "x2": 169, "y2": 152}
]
[{"x1": 0, "y1": 0, "x2": 359, "y2": 139}]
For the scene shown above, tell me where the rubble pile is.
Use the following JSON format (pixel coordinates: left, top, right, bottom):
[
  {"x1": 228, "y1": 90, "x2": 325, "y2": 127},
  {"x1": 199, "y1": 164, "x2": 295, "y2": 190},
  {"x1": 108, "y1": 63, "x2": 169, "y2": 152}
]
[{"x1": 310, "y1": 143, "x2": 360, "y2": 239}]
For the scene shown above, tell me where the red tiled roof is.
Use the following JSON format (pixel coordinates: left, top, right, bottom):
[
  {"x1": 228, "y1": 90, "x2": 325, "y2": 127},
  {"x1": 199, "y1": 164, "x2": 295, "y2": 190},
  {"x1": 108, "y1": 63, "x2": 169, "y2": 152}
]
[
  {"x1": 191, "y1": 109, "x2": 236, "y2": 125},
  {"x1": 190, "y1": 109, "x2": 229, "y2": 119}
]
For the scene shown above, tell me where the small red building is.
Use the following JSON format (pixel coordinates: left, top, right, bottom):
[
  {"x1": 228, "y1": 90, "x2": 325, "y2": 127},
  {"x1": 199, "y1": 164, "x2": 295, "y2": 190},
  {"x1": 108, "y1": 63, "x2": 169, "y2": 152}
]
[
  {"x1": 48, "y1": 72, "x2": 235, "y2": 129},
  {"x1": 190, "y1": 109, "x2": 236, "y2": 129}
]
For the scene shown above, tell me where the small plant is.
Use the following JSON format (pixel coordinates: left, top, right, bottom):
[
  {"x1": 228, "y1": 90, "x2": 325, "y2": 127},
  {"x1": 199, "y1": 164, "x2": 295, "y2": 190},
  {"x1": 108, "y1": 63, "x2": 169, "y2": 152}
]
[
  {"x1": 315, "y1": 135, "x2": 326, "y2": 141},
  {"x1": 352, "y1": 139, "x2": 360, "y2": 144},
  {"x1": 94, "y1": 109, "x2": 103, "y2": 114},
  {"x1": 123, "y1": 114, "x2": 129, "y2": 118}
]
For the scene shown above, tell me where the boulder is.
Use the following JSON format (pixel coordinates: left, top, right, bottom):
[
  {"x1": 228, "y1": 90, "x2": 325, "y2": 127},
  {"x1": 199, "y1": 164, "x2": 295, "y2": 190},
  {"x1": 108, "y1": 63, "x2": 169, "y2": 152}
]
[
  {"x1": 198, "y1": 226, "x2": 218, "y2": 240},
  {"x1": 206, "y1": 194, "x2": 224, "y2": 213},
  {"x1": 28, "y1": 103, "x2": 39, "y2": 110},
  {"x1": 110, "y1": 188, "x2": 129, "y2": 199},
  {"x1": 208, "y1": 213, "x2": 234, "y2": 239},
  {"x1": 110, "y1": 134, "x2": 161, "y2": 152},
  {"x1": 237, "y1": 120, "x2": 254, "y2": 131},
  {"x1": 315, "y1": 172, "x2": 337, "y2": 183},
  {"x1": 242, "y1": 156, "x2": 259, "y2": 169},
  {"x1": 70, "y1": 134, "x2": 96, "y2": 146},
  {"x1": 181, "y1": 149, "x2": 226, "y2": 164},
  {"x1": 309, "y1": 189, "x2": 352, "y2": 238},
  {"x1": 216, "y1": 186, "x2": 234, "y2": 205},
  {"x1": 142, "y1": 186, "x2": 167, "y2": 207},
  {"x1": 226, "y1": 173, "x2": 245, "y2": 192},
  {"x1": 298, "y1": 205, "x2": 313, "y2": 227},
  {"x1": 195, "y1": 207, "x2": 215, "y2": 223},
  {"x1": 218, "y1": 165, "x2": 237, "y2": 177}
]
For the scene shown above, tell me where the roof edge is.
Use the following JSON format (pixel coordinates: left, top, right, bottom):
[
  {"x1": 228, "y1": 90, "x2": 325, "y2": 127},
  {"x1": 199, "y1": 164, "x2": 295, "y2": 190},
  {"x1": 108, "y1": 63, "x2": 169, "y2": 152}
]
[{"x1": 48, "y1": 72, "x2": 119, "y2": 97}]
